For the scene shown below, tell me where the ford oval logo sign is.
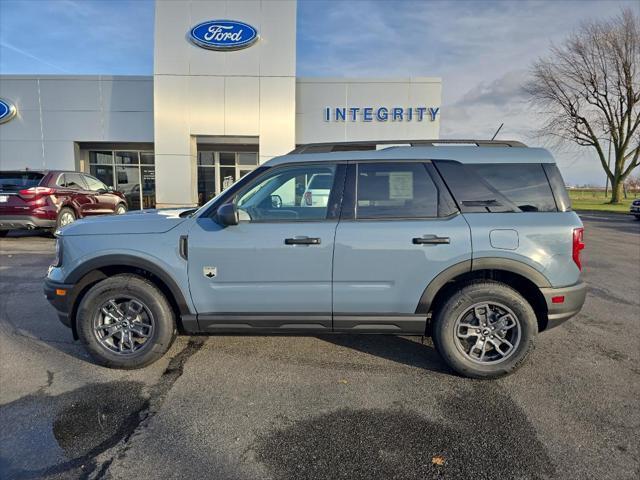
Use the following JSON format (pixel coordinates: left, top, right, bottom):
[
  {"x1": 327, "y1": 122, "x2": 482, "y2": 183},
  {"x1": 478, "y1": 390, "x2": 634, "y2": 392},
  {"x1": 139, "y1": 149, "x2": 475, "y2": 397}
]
[
  {"x1": 189, "y1": 20, "x2": 258, "y2": 51},
  {"x1": 0, "y1": 98, "x2": 17, "y2": 124}
]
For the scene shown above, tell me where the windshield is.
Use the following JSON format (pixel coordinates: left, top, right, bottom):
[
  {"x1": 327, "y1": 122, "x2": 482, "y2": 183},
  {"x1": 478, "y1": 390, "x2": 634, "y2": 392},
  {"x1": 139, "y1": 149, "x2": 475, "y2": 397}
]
[{"x1": 0, "y1": 172, "x2": 44, "y2": 192}]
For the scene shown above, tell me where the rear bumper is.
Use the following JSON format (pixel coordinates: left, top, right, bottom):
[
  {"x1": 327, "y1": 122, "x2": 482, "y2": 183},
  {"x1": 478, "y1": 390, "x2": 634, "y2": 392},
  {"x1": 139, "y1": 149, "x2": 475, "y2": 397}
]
[
  {"x1": 0, "y1": 215, "x2": 56, "y2": 230},
  {"x1": 43, "y1": 277, "x2": 75, "y2": 329},
  {"x1": 540, "y1": 281, "x2": 587, "y2": 330}
]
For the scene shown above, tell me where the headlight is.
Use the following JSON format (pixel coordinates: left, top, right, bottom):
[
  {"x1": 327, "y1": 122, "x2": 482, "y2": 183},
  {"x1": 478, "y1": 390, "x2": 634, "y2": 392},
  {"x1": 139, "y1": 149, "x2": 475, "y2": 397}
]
[{"x1": 52, "y1": 238, "x2": 62, "y2": 267}]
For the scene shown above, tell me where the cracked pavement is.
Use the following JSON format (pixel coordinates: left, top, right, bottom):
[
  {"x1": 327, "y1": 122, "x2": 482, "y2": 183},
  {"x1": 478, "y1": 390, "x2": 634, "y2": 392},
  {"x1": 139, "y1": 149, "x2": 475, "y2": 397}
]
[{"x1": 0, "y1": 213, "x2": 638, "y2": 479}]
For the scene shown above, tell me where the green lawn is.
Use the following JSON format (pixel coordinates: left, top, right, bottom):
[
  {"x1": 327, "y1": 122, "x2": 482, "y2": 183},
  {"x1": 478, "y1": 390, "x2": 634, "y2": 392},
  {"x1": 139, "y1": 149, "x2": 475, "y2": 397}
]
[{"x1": 569, "y1": 189, "x2": 636, "y2": 213}]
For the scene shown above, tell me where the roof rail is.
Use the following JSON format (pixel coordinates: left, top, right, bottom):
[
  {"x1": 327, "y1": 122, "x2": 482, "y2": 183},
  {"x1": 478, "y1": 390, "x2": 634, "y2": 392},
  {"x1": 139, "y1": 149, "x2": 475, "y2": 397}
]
[{"x1": 289, "y1": 139, "x2": 527, "y2": 154}]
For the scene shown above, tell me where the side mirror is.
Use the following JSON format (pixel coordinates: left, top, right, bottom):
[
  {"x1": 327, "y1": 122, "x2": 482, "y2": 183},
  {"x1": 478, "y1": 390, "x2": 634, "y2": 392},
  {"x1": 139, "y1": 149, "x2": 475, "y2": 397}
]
[{"x1": 217, "y1": 203, "x2": 238, "y2": 226}]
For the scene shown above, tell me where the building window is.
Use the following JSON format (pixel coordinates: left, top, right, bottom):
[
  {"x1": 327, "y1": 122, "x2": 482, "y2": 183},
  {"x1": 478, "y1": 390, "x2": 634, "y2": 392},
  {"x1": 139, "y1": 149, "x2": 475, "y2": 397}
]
[
  {"x1": 89, "y1": 150, "x2": 156, "y2": 209},
  {"x1": 197, "y1": 150, "x2": 258, "y2": 206}
]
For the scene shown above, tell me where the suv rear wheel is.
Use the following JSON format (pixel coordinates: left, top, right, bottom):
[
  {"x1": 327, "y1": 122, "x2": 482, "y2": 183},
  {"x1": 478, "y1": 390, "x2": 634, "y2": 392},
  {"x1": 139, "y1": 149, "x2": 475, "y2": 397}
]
[
  {"x1": 57, "y1": 207, "x2": 76, "y2": 228},
  {"x1": 76, "y1": 274, "x2": 177, "y2": 369},
  {"x1": 432, "y1": 280, "x2": 537, "y2": 379}
]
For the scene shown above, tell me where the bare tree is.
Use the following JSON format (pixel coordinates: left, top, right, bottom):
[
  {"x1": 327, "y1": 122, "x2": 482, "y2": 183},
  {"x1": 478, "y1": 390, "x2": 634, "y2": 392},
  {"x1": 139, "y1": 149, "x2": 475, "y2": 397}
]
[
  {"x1": 625, "y1": 173, "x2": 640, "y2": 194},
  {"x1": 526, "y1": 9, "x2": 640, "y2": 203}
]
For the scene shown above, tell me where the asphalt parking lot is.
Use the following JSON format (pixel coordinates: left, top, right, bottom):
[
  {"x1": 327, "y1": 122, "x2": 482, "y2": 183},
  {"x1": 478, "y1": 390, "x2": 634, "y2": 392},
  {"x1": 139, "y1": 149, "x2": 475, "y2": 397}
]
[{"x1": 0, "y1": 212, "x2": 638, "y2": 480}]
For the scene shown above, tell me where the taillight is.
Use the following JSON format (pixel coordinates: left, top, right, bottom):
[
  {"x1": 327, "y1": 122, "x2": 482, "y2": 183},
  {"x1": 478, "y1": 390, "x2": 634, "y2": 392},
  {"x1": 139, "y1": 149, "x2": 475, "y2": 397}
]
[
  {"x1": 572, "y1": 227, "x2": 585, "y2": 271},
  {"x1": 18, "y1": 187, "x2": 55, "y2": 200},
  {"x1": 304, "y1": 191, "x2": 312, "y2": 206}
]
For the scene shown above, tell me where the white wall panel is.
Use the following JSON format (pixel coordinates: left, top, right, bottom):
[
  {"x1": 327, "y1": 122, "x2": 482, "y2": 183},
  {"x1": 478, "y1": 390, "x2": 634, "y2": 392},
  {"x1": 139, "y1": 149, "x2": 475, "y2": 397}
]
[
  {"x1": 224, "y1": 77, "x2": 259, "y2": 135},
  {"x1": 42, "y1": 141, "x2": 77, "y2": 170},
  {"x1": 153, "y1": 75, "x2": 190, "y2": 154},
  {"x1": 155, "y1": 153, "x2": 197, "y2": 206},
  {"x1": 188, "y1": 76, "x2": 225, "y2": 134},
  {"x1": 101, "y1": 79, "x2": 153, "y2": 112},
  {"x1": 0, "y1": 109, "x2": 42, "y2": 141},
  {"x1": 0, "y1": 78, "x2": 40, "y2": 110},
  {"x1": 295, "y1": 78, "x2": 442, "y2": 145},
  {"x1": 259, "y1": 77, "x2": 296, "y2": 157},
  {"x1": 39, "y1": 79, "x2": 100, "y2": 111},
  {"x1": 0, "y1": 141, "x2": 44, "y2": 170},
  {"x1": 104, "y1": 112, "x2": 154, "y2": 142},
  {"x1": 42, "y1": 111, "x2": 102, "y2": 141}
]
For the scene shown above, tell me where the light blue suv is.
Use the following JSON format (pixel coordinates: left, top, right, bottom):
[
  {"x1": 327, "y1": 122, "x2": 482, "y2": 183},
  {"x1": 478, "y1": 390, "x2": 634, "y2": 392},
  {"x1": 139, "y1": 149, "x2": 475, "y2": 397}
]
[{"x1": 44, "y1": 141, "x2": 587, "y2": 378}]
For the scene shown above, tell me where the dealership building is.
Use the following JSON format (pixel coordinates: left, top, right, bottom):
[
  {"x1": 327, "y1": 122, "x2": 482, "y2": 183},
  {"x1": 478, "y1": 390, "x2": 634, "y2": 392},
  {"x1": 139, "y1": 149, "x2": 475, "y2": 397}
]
[{"x1": 0, "y1": 0, "x2": 441, "y2": 208}]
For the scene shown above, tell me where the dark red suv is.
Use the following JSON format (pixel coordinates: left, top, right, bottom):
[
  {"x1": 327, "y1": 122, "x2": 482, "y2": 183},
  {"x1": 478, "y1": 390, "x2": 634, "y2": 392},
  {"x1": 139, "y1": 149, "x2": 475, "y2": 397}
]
[{"x1": 0, "y1": 170, "x2": 128, "y2": 236}]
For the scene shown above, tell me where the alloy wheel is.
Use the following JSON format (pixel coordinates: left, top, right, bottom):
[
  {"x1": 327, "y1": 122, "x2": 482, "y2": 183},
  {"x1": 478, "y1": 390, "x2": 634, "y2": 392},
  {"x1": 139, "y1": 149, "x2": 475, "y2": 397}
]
[
  {"x1": 59, "y1": 211, "x2": 75, "y2": 226},
  {"x1": 93, "y1": 297, "x2": 155, "y2": 355},
  {"x1": 453, "y1": 302, "x2": 521, "y2": 364}
]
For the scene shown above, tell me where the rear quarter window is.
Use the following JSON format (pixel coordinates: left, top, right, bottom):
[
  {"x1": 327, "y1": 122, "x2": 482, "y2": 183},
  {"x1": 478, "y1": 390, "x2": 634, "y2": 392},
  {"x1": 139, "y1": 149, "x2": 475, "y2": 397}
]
[
  {"x1": 470, "y1": 164, "x2": 557, "y2": 212},
  {"x1": 434, "y1": 161, "x2": 559, "y2": 213}
]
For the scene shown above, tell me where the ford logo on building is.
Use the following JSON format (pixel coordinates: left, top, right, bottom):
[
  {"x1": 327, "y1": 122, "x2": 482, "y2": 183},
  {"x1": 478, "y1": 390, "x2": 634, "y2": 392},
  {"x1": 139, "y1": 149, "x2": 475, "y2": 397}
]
[
  {"x1": 189, "y1": 20, "x2": 259, "y2": 51},
  {"x1": 0, "y1": 98, "x2": 17, "y2": 124}
]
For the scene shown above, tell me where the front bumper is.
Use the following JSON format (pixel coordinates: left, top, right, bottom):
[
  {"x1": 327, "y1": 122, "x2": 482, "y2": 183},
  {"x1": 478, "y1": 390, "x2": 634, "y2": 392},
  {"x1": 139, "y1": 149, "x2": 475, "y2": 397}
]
[
  {"x1": 44, "y1": 277, "x2": 75, "y2": 329},
  {"x1": 630, "y1": 205, "x2": 640, "y2": 214},
  {"x1": 0, "y1": 215, "x2": 56, "y2": 230},
  {"x1": 540, "y1": 281, "x2": 587, "y2": 330}
]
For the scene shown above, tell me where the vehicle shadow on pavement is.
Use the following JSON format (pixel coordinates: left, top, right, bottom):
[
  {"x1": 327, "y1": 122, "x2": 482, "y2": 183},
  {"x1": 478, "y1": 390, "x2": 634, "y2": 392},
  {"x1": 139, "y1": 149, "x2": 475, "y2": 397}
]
[{"x1": 318, "y1": 334, "x2": 450, "y2": 374}]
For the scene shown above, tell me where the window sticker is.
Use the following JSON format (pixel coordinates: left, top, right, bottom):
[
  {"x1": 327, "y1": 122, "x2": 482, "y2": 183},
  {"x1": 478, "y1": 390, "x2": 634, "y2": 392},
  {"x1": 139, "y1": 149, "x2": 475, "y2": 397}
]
[{"x1": 388, "y1": 172, "x2": 413, "y2": 200}]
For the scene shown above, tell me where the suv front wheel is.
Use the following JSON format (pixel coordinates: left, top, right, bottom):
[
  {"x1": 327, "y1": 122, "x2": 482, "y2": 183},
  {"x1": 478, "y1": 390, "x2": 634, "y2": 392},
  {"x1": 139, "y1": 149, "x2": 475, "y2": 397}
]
[
  {"x1": 432, "y1": 280, "x2": 537, "y2": 379},
  {"x1": 76, "y1": 274, "x2": 177, "y2": 369}
]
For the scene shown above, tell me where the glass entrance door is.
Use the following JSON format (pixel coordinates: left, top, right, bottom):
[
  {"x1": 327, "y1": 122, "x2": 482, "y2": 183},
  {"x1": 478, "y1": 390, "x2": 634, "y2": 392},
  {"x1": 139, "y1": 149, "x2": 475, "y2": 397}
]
[
  {"x1": 197, "y1": 149, "x2": 259, "y2": 205},
  {"x1": 89, "y1": 150, "x2": 156, "y2": 210}
]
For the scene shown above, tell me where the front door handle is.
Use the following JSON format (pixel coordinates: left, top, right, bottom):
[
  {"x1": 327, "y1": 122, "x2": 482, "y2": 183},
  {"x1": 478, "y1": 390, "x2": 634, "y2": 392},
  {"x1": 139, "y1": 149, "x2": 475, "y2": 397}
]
[
  {"x1": 413, "y1": 235, "x2": 450, "y2": 245},
  {"x1": 284, "y1": 236, "x2": 321, "y2": 245}
]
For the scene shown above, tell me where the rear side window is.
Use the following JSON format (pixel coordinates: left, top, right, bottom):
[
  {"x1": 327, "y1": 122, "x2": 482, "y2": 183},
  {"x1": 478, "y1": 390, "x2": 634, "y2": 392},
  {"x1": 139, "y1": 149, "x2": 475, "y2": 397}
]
[
  {"x1": 0, "y1": 172, "x2": 44, "y2": 191},
  {"x1": 356, "y1": 163, "x2": 438, "y2": 219},
  {"x1": 470, "y1": 164, "x2": 557, "y2": 212},
  {"x1": 59, "y1": 173, "x2": 87, "y2": 190}
]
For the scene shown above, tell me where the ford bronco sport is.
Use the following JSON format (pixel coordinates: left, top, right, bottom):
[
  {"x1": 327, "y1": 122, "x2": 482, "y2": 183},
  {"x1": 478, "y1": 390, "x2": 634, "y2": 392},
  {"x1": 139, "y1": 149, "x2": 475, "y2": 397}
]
[{"x1": 44, "y1": 140, "x2": 587, "y2": 378}]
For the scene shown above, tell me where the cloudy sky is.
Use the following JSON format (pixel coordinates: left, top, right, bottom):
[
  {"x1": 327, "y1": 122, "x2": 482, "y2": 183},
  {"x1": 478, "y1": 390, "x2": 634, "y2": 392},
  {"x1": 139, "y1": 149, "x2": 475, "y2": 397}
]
[{"x1": 1, "y1": 0, "x2": 638, "y2": 185}]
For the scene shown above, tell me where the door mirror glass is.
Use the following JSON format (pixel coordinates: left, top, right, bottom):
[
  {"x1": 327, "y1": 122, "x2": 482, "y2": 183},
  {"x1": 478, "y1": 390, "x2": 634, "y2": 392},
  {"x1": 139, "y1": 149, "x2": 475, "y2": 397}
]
[{"x1": 217, "y1": 203, "x2": 238, "y2": 226}]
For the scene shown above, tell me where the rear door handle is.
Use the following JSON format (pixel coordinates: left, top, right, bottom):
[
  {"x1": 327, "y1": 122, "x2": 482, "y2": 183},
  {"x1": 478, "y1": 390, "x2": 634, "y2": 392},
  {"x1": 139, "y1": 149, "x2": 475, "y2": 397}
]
[
  {"x1": 284, "y1": 236, "x2": 321, "y2": 245},
  {"x1": 413, "y1": 235, "x2": 450, "y2": 245}
]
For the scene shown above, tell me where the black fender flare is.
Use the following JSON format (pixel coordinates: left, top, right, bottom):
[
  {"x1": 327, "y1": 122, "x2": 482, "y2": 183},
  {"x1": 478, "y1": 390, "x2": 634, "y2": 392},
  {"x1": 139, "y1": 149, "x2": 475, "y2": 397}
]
[
  {"x1": 66, "y1": 254, "x2": 192, "y2": 316},
  {"x1": 415, "y1": 258, "x2": 551, "y2": 314}
]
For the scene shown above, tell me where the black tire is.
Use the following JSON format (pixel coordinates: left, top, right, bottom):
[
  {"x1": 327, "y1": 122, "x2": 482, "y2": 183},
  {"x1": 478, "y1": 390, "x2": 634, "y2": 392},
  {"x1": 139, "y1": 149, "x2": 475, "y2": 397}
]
[
  {"x1": 635, "y1": 215, "x2": 640, "y2": 220},
  {"x1": 56, "y1": 207, "x2": 76, "y2": 228},
  {"x1": 432, "y1": 280, "x2": 537, "y2": 379},
  {"x1": 76, "y1": 274, "x2": 177, "y2": 369},
  {"x1": 115, "y1": 203, "x2": 128, "y2": 215},
  {"x1": 0, "y1": 230, "x2": 8, "y2": 238}
]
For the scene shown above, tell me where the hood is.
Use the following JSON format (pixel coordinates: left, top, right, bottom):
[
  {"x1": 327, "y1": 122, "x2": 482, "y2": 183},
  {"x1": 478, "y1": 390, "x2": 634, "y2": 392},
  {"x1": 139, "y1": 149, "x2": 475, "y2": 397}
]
[{"x1": 58, "y1": 208, "x2": 193, "y2": 236}]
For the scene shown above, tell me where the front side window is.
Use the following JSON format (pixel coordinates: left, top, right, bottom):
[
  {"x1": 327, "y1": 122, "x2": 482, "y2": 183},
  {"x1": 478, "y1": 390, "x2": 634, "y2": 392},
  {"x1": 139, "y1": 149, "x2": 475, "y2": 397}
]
[
  {"x1": 83, "y1": 175, "x2": 108, "y2": 192},
  {"x1": 235, "y1": 164, "x2": 337, "y2": 222},
  {"x1": 355, "y1": 163, "x2": 438, "y2": 219}
]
